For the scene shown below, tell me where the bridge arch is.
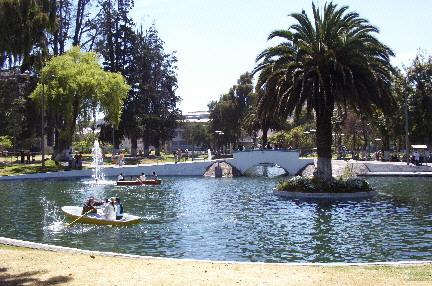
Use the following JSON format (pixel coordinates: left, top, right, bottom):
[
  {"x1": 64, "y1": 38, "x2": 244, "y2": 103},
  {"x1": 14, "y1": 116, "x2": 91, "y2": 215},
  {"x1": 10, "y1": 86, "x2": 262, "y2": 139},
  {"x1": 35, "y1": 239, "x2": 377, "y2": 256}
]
[{"x1": 227, "y1": 150, "x2": 313, "y2": 176}]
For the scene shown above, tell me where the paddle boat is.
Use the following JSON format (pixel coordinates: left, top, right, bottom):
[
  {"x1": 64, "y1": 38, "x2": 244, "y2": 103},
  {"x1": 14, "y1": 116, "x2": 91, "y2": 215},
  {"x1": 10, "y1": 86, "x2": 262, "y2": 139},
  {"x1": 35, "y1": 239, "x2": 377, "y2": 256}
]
[
  {"x1": 116, "y1": 179, "x2": 162, "y2": 186},
  {"x1": 61, "y1": 206, "x2": 141, "y2": 226}
]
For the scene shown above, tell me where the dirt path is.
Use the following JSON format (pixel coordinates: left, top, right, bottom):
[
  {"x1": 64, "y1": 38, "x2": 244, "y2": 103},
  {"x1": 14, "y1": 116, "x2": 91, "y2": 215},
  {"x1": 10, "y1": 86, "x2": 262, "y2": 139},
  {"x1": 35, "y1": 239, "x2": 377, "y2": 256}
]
[{"x1": 1, "y1": 245, "x2": 431, "y2": 286}]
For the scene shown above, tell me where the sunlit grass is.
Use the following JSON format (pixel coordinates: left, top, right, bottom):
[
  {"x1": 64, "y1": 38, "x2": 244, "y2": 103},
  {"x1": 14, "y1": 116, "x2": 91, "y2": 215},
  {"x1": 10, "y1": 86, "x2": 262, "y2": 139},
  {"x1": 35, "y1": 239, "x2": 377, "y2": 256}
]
[
  {"x1": 0, "y1": 160, "x2": 66, "y2": 176},
  {"x1": 0, "y1": 151, "x2": 209, "y2": 176}
]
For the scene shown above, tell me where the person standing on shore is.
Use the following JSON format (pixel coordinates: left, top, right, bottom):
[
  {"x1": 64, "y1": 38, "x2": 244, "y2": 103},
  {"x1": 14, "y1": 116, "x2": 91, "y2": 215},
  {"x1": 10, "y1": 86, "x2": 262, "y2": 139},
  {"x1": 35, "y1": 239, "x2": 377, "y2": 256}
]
[{"x1": 414, "y1": 150, "x2": 420, "y2": 165}]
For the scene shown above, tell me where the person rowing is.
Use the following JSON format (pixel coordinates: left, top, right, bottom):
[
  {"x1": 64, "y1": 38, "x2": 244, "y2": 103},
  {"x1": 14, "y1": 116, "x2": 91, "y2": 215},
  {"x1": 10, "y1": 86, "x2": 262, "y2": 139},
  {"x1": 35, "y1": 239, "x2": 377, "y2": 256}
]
[
  {"x1": 138, "y1": 172, "x2": 146, "y2": 182},
  {"x1": 82, "y1": 196, "x2": 104, "y2": 214}
]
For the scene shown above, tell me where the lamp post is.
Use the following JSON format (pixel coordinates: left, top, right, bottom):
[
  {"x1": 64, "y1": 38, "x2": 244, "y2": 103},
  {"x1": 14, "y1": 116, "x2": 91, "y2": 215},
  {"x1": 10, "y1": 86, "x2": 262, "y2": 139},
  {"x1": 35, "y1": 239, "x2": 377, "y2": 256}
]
[
  {"x1": 303, "y1": 131, "x2": 310, "y2": 156},
  {"x1": 375, "y1": 138, "x2": 382, "y2": 160},
  {"x1": 404, "y1": 86, "x2": 410, "y2": 165},
  {"x1": 41, "y1": 81, "x2": 45, "y2": 168},
  {"x1": 215, "y1": 130, "x2": 224, "y2": 154}
]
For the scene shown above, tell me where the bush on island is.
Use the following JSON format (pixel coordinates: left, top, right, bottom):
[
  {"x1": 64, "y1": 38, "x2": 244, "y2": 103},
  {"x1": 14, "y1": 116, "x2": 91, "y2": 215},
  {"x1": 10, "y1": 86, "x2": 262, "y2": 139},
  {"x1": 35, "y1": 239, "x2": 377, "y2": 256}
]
[{"x1": 276, "y1": 176, "x2": 374, "y2": 193}]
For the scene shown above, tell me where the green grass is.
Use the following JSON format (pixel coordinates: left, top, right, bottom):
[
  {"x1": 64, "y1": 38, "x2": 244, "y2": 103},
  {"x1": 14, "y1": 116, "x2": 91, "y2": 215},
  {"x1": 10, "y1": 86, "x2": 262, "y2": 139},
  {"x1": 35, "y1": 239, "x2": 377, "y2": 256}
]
[
  {"x1": 0, "y1": 152, "x2": 209, "y2": 176},
  {"x1": 0, "y1": 160, "x2": 67, "y2": 176}
]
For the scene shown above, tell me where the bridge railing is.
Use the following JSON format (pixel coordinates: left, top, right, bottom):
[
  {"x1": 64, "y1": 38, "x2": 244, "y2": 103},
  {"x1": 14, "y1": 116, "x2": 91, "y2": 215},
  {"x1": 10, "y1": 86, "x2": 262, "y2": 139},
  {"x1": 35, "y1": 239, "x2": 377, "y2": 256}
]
[{"x1": 232, "y1": 148, "x2": 300, "y2": 153}]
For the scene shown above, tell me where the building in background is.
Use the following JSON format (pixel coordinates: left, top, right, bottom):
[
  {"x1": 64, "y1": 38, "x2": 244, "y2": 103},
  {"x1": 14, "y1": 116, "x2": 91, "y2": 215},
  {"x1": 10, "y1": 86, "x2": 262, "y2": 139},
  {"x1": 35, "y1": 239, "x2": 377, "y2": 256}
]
[{"x1": 167, "y1": 111, "x2": 210, "y2": 152}]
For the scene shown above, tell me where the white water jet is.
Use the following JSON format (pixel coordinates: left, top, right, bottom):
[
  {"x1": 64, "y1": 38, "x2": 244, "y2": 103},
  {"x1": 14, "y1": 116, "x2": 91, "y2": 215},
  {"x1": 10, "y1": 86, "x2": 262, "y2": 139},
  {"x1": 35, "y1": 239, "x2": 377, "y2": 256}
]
[{"x1": 92, "y1": 140, "x2": 105, "y2": 183}]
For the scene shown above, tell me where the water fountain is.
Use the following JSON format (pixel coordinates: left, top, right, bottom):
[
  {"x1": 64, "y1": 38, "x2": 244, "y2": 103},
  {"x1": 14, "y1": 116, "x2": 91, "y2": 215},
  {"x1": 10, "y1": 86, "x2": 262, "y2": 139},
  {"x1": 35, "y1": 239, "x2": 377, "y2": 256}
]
[
  {"x1": 207, "y1": 148, "x2": 212, "y2": 161},
  {"x1": 91, "y1": 140, "x2": 105, "y2": 183}
]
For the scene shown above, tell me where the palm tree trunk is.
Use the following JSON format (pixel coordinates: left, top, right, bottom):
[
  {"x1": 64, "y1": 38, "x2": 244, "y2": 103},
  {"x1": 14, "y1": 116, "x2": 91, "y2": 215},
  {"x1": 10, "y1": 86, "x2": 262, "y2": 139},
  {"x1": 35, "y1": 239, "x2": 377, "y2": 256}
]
[{"x1": 315, "y1": 105, "x2": 333, "y2": 180}]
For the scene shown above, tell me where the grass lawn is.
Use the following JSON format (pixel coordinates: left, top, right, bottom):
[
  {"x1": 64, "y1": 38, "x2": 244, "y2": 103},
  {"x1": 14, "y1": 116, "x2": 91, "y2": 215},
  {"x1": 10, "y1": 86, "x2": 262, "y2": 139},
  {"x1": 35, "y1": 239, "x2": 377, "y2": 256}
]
[
  {"x1": 0, "y1": 159, "x2": 67, "y2": 176},
  {"x1": 0, "y1": 152, "x2": 208, "y2": 176}
]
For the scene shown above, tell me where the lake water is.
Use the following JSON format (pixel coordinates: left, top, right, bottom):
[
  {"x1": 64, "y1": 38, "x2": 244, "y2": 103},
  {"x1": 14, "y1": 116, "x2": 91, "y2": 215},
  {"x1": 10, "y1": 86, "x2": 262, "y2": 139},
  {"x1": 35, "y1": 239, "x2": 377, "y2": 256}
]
[{"x1": 0, "y1": 175, "x2": 431, "y2": 263}]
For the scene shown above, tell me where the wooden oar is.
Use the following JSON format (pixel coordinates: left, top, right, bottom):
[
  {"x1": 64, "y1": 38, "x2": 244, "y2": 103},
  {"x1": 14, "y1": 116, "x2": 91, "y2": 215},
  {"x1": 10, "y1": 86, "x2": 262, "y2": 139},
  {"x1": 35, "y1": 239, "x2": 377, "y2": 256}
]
[
  {"x1": 66, "y1": 209, "x2": 93, "y2": 227},
  {"x1": 137, "y1": 177, "x2": 145, "y2": 185}
]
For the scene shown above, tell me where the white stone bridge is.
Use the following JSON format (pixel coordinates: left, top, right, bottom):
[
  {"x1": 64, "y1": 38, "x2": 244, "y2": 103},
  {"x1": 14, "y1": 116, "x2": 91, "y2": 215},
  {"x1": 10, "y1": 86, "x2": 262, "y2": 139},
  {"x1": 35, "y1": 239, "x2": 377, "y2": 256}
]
[
  {"x1": 0, "y1": 150, "x2": 313, "y2": 181},
  {"x1": 227, "y1": 150, "x2": 313, "y2": 175}
]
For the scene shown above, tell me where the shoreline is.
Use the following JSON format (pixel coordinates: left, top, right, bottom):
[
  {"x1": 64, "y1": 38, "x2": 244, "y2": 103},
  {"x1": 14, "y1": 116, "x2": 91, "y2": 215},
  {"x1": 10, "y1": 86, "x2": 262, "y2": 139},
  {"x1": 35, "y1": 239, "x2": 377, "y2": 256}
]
[
  {"x1": 2, "y1": 237, "x2": 431, "y2": 267},
  {"x1": 1, "y1": 238, "x2": 431, "y2": 286}
]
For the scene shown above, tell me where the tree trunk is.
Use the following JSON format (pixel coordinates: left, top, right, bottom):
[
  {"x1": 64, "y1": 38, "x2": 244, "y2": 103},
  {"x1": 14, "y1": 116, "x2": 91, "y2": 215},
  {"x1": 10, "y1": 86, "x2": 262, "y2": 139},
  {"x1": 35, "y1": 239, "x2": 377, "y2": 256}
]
[
  {"x1": 143, "y1": 136, "x2": 150, "y2": 157},
  {"x1": 155, "y1": 141, "x2": 161, "y2": 156},
  {"x1": 131, "y1": 133, "x2": 137, "y2": 157},
  {"x1": 314, "y1": 103, "x2": 334, "y2": 180},
  {"x1": 51, "y1": 0, "x2": 58, "y2": 55},
  {"x1": 72, "y1": 0, "x2": 85, "y2": 46},
  {"x1": 54, "y1": 127, "x2": 73, "y2": 161}
]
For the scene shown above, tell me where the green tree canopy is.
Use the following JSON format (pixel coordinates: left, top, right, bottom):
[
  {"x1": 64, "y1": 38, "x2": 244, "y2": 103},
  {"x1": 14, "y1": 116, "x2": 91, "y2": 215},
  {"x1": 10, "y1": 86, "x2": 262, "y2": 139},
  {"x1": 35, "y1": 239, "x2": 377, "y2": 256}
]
[
  {"x1": 0, "y1": 0, "x2": 55, "y2": 71},
  {"x1": 254, "y1": 2, "x2": 395, "y2": 179},
  {"x1": 31, "y1": 46, "x2": 129, "y2": 160}
]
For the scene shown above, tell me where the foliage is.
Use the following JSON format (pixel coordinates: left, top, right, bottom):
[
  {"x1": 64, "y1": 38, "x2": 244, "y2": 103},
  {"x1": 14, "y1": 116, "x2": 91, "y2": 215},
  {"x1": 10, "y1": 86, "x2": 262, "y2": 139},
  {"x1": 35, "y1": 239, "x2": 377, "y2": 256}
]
[
  {"x1": 209, "y1": 72, "x2": 254, "y2": 147},
  {"x1": 130, "y1": 26, "x2": 181, "y2": 155},
  {"x1": 0, "y1": 72, "x2": 38, "y2": 148},
  {"x1": 0, "y1": 135, "x2": 13, "y2": 149},
  {"x1": 30, "y1": 47, "x2": 129, "y2": 160},
  {"x1": 73, "y1": 132, "x2": 99, "y2": 153},
  {"x1": 406, "y1": 52, "x2": 432, "y2": 146},
  {"x1": 0, "y1": 0, "x2": 55, "y2": 71},
  {"x1": 254, "y1": 2, "x2": 395, "y2": 179},
  {"x1": 183, "y1": 122, "x2": 211, "y2": 150},
  {"x1": 276, "y1": 176, "x2": 373, "y2": 193}
]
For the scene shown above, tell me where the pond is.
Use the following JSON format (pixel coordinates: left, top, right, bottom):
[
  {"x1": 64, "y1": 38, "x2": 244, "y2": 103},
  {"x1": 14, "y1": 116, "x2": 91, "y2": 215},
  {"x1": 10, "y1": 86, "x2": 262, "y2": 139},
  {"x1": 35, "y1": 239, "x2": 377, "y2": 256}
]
[{"x1": 0, "y1": 175, "x2": 431, "y2": 263}]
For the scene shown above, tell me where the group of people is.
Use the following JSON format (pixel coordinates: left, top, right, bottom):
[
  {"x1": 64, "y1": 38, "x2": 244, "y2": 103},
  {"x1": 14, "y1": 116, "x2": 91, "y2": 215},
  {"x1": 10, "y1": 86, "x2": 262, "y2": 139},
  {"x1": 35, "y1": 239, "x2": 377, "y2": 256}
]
[
  {"x1": 117, "y1": 171, "x2": 158, "y2": 181},
  {"x1": 71, "y1": 152, "x2": 83, "y2": 169},
  {"x1": 82, "y1": 196, "x2": 124, "y2": 221}
]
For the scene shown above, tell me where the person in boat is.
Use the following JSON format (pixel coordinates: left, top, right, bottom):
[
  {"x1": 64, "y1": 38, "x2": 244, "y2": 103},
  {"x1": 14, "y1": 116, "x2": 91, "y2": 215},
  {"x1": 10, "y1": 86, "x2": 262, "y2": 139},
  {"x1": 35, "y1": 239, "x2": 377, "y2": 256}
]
[
  {"x1": 82, "y1": 196, "x2": 104, "y2": 214},
  {"x1": 103, "y1": 197, "x2": 117, "y2": 220},
  {"x1": 138, "y1": 172, "x2": 146, "y2": 181},
  {"x1": 117, "y1": 173, "x2": 124, "y2": 181},
  {"x1": 152, "y1": 171, "x2": 158, "y2": 180},
  {"x1": 115, "y1": 197, "x2": 124, "y2": 220}
]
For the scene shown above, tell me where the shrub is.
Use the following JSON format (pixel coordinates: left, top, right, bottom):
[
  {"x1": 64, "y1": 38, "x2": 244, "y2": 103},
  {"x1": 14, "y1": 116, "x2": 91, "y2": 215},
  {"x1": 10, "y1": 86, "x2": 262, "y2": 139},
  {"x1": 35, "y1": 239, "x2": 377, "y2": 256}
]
[{"x1": 276, "y1": 176, "x2": 373, "y2": 193}]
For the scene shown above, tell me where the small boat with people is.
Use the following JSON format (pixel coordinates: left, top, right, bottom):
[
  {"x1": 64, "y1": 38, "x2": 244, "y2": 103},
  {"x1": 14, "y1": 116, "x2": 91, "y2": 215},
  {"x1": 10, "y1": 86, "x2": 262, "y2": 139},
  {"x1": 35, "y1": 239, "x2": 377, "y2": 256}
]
[
  {"x1": 61, "y1": 206, "x2": 141, "y2": 226},
  {"x1": 116, "y1": 171, "x2": 161, "y2": 186},
  {"x1": 116, "y1": 179, "x2": 162, "y2": 186}
]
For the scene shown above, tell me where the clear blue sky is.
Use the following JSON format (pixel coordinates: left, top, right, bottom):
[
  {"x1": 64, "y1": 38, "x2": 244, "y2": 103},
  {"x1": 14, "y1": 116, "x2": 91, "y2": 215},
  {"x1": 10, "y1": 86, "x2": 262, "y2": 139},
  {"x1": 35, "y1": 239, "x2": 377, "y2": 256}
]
[{"x1": 130, "y1": 0, "x2": 432, "y2": 113}]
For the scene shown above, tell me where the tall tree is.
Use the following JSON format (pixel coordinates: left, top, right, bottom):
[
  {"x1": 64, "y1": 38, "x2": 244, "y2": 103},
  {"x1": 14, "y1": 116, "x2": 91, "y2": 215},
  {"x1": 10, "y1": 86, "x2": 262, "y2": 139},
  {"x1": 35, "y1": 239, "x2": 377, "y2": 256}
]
[
  {"x1": 406, "y1": 52, "x2": 432, "y2": 145},
  {"x1": 0, "y1": 0, "x2": 55, "y2": 71},
  {"x1": 132, "y1": 25, "x2": 181, "y2": 156},
  {"x1": 51, "y1": 0, "x2": 72, "y2": 55},
  {"x1": 254, "y1": 2, "x2": 395, "y2": 180},
  {"x1": 0, "y1": 72, "x2": 38, "y2": 148},
  {"x1": 30, "y1": 47, "x2": 130, "y2": 161}
]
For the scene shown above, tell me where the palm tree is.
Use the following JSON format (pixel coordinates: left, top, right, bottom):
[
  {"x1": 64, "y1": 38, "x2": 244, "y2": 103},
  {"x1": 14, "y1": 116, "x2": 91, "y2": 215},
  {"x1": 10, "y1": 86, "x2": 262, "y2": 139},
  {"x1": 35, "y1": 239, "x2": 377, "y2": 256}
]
[{"x1": 253, "y1": 2, "x2": 395, "y2": 180}]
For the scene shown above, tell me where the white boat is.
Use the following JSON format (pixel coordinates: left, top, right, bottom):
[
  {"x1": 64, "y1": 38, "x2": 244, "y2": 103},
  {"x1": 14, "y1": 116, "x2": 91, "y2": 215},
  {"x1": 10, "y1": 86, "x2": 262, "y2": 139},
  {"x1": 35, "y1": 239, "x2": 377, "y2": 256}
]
[{"x1": 62, "y1": 206, "x2": 141, "y2": 226}]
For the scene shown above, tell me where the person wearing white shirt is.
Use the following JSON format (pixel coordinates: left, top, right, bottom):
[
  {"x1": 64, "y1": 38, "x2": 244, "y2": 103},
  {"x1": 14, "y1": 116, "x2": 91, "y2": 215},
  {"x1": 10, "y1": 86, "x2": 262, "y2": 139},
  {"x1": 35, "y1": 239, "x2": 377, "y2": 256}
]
[
  {"x1": 139, "y1": 173, "x2": 146, "y2": 181},
  {"x1": 117, "y1": 173, "x2": 124, "y2": 181},
  {"x1": 103, "y1": 197, "x2": 117, "y2": 220}
]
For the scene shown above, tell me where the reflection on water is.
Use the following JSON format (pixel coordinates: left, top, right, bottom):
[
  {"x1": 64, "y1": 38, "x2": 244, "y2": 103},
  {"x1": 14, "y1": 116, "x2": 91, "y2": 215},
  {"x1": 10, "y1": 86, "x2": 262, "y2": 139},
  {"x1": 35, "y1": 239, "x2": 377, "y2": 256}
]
[
  {"x1": 243, "y1": 165, "x2": 287, "y2": 177},
  {"x1": 0, "y1": 176, "x2": 431, "y2": 262}
]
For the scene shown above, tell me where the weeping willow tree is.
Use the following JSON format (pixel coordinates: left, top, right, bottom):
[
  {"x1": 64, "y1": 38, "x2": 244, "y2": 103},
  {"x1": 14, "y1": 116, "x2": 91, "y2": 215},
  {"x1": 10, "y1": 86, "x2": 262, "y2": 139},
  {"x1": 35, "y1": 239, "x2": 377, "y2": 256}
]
[{"x1": 31, "y1": 47, "x2": 130, "y2": 161}]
